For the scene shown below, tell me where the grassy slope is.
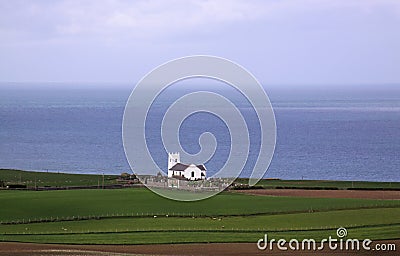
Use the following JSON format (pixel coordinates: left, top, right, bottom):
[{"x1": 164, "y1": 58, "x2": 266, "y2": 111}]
[
  {"x1": 3, "y1": 225, "x2": 400, "y2": 244},
  {"x1": 0, "y1": 188, "x2": 399, "y2": 244},
  {"x1": 2, "y1": 169, "x2": 399, "y2": 189},
  {"x1": 1, "y1": 188, "x2": 399, "y2": 222},
  {"x1": 1, "y1": 208, "x2": 399, "y2": 234},
  {"x1": 0, "y1": 169, "x2": 119, "y2": 187},
  {"x1": 1, "y1": 170, "x2": 399, "y2": 244}
]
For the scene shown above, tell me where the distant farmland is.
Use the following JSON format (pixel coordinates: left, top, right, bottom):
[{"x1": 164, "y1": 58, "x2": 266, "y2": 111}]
[
  {"x1": 0, "y1": 169, "x2": 120, "y2": 188},
  {"x1": 1, "y1": 186, "x2": 399, "y2": 244}
]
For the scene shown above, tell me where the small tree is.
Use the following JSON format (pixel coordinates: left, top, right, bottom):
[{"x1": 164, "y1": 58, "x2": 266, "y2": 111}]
[
  {"x1": 155, "y1": 171, "x2": 164, "y2": 182},
  {"x1": 120, "y1": 172, "x2": 130, "y2": 180}
]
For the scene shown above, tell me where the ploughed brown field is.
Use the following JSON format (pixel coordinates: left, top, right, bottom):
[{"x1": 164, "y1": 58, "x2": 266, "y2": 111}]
[
  {"x1": 234, "y1": 189, "x2": 400, "y2": 200},
  {"x1": 0, "y1": 241, "x2": 399, "y2": 256}
]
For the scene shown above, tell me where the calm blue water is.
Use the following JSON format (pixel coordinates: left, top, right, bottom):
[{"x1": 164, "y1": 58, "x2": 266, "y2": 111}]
[{"x1": 0, "y1": 83, "x2": 399, "y2": 182}]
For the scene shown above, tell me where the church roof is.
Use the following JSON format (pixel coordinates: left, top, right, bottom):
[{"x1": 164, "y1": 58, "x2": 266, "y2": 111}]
[
  {"x1": 196, "y1": 164, "x2": 206, "y2": 170},
  {"x1": 169, "y1": 163, "x2": 189, "y2": 171},
  {"x1": 169, "y1": 163, "x2": 207, "y2": 171}
]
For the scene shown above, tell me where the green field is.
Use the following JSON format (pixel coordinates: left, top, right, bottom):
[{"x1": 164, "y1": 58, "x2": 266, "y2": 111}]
[
  {"x1": 1, "y1": 188, "x2": 399, "y2": 222},
  {"x1": 2, "y1": 225, "x2": 400, "y2": 245},
  {"x1": 1, "y1": 187, "x2": 399, "y2": 244},
  {"x1": 0, "y1": 169, "x2": 119, "y2": 187},
  {"x1": 3, "y1": 169, "x2": 400, "y2": 190},
  {"x1": 1, "y1": 169, "x2": 399, "y2": 244}
]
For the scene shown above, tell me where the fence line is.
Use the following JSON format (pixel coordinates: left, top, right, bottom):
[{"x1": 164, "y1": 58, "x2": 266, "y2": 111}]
[
  {"x1": 2, "y1": 222, "x2": 399, "y2": 236},
  {"x1": 1, "y1": 204, "x2": 399, "y2": 225}
]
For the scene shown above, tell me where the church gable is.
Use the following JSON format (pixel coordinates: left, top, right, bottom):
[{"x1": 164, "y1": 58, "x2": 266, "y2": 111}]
[{"x1": 167, "y1": 152, "x2": 206, "y2": 181}]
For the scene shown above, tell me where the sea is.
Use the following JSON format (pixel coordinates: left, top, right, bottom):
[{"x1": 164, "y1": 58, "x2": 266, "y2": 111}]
[{"x1": 1, "y1": 82, "x2": 399, "y2": 182}]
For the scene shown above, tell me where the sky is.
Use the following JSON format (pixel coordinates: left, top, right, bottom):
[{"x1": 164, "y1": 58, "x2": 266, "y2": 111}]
[{"x1": 0, "y1": 0, "x2": 399, "y2": 87}]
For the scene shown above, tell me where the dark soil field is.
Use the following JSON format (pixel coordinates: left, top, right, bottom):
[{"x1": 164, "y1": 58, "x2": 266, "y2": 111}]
[
  {"x1": 235, "y1": 189, "x2": 400, "y2": 200},
  {"x1": 0, "y1": 241, "x2": 399, "y2": 256}
]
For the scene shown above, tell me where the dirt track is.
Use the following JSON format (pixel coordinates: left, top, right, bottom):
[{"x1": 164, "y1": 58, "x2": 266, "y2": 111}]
[
  {"x1": 0, "y1": 241, "x2": 399, "y2": 256},
  {"x1": 234, "y1": 189, "x2": 400, "y2": 199}
]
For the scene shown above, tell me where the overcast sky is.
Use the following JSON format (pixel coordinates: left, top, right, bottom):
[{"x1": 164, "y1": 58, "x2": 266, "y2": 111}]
[{"x1": 0, "y1": 0, "x2": 399, "y2": 86}]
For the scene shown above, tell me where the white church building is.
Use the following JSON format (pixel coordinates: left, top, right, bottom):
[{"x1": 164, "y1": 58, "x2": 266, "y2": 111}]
[{"x1": 167, "y1": 152, "x2": 206, "y2": 181}]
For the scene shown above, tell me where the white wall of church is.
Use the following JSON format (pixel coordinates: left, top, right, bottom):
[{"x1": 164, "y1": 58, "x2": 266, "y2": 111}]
[{"x1": 184, "y1": 165, "x2": 204, "y2": 181}]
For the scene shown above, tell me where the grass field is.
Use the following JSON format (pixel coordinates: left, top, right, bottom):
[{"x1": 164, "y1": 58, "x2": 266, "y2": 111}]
[
  {"x1": 0, "y1": 169, "x2": 119, "y2": 187},
  {"x1": 1, "y1": 170, "x2": 399, "y2": 245},
  {"x1": 2, "y1": 225, "x2": 400, "y2": 245},
  {"x1": 2, "y1": 169, "x2": 400, "y2": 189},
  {"x1": 1, "y1": 187, "x2": 399, "y2": 244},
  {"x1": 1, "y1": 188, "x2": 399, "y2": 222}
]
